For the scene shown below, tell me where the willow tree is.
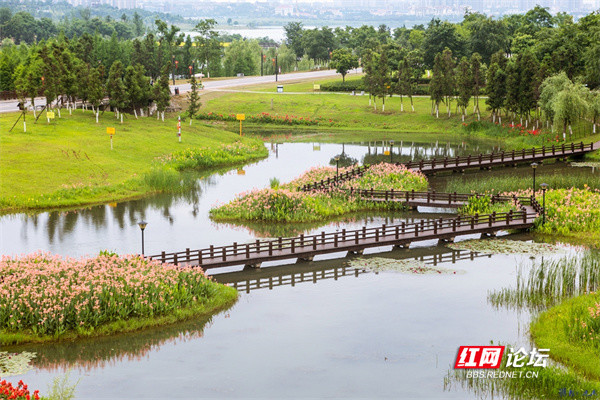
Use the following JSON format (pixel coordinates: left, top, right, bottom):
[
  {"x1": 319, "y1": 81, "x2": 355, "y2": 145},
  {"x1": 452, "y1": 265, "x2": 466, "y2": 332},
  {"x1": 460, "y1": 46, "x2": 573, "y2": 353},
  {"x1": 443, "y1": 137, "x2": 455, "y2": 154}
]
[
  {"x1": 538, "y1": 72, "x2": 571, "y2": 129},
  {"x1": 553, "y1": 82, "x2": 589, "y2": 140},
  {"x1": 588, "y1": 90, "x2": 600, "y2": 134}
]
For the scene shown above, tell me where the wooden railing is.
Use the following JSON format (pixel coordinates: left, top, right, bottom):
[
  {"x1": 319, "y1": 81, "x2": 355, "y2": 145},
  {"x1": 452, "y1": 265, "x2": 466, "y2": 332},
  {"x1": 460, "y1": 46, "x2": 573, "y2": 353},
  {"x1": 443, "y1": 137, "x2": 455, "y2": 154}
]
[
  {"x1": 149, "y1": 209, "x2": 537, "y2": 268},
  {"x1": 298, "y1": 165, "x2": 369, "y2": 191},
  {"x1": 403, "y1": 141, "x2": 595, "y2": 171}
]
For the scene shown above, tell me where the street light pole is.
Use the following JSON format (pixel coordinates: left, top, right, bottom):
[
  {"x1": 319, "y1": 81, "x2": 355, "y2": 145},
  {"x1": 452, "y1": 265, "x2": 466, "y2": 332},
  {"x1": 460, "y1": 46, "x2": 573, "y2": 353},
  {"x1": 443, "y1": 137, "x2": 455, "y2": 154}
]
[
  {"x1": 540, "y1": 183, "x2": 548, "y2": 225},
  {"x1": 389, "y1": 140, "x2": 394, "y2": 163},
  {"x1": 531, "y1": 162, "x2": 538, "y2": 200},
  {"x1": 138, "y1": 221, "x2": 148, "y2": 256}
]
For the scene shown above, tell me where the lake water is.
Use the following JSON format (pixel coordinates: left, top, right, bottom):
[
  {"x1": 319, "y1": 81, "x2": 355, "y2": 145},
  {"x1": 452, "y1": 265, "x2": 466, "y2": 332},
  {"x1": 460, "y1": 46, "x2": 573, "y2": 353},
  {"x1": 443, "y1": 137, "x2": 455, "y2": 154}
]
[{"x1": 1, "y1": 140, "x2": 596, "y2": 399}]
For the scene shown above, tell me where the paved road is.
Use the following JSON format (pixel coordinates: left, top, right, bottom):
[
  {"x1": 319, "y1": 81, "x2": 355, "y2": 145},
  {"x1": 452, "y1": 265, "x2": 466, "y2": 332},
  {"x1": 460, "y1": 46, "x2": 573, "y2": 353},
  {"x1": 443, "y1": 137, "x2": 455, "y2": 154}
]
[{"x1": 0, "y1": 68, "x2": 361, "y2": 114}]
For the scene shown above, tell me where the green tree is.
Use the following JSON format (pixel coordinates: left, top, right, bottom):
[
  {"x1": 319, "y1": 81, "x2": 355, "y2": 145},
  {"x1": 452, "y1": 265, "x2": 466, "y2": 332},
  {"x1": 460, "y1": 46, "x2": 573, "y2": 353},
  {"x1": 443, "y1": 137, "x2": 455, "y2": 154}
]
[
  {"x1": 330, "y1": 48, "x2": 358, "y2": 82},
  {"x1": 153, "y1": 64, "x2": 171, "y2": 121},
  {"x1": 538, "y1": 72, "x2": 571, "y2": 125},
  {"x1": 373, "y1": 48, "x2": 390, "y2": 112},
  {"x1": 486, "y1": 51, "x2": 508, "y2": 122},
  {"x1": 106, "y1": 60, "x2": 126, "y2": 120},
  {"x1": 284, "y1": 21, "x2": 304, "y2": 60},
  {"x1": 470, "y1": 52, "x2": 483, "y2": 119},
  {"x1": 187, "y1": 73, "x2": 201, "y2": 125},
  {"x1": 429, "y1": 53, "x2": 444, "y2": 118},
  {"x1": 132, "y1": 12, "x2": 144, "y2": 37},
  {"x1": 193, "y1": 19, "x2": 221, "y2": 77},
  {"x1": 589, "y1": 90, "x2": 600, "y2": 134},
  {"x1": 422, "y1": 19, "x2": 465, "y2": 68},
  {"x1": 223, "y1": 39, "x2": 260, "y2": 77},
  {"x1": 553, "y1": 82, "x2": 589, "y2": 139},
  {"x1": 440, "y1": 48, "x2": 456, "y2": 116},
  {"x1": 455, "y1": 57, "x2": 472, "y2": 121},
  {"x1": 87, "y1": 67, "x2": 104, "y2": 123}
]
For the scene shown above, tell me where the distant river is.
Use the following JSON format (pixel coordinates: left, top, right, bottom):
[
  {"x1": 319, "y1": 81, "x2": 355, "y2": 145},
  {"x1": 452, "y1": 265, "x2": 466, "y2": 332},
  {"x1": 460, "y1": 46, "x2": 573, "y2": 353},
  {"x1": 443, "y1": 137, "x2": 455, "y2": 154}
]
[{"x1": 186, "y1": 26, "x2": 317, "y2": 42}]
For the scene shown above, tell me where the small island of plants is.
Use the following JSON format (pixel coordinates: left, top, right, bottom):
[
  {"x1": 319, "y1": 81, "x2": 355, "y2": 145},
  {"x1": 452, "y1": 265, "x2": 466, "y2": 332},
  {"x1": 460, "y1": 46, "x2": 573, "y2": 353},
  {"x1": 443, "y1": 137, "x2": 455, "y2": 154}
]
[
  {"x1": 0, "y1": 252, "x2": 237, "y2": 346},
  {"x1": 209, "y1": 163, "x2": 428, "y2": 223}
]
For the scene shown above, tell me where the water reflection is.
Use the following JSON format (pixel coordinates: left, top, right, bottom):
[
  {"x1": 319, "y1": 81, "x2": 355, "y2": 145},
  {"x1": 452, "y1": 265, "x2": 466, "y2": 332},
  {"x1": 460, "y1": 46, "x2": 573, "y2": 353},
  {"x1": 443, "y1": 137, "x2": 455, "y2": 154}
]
[
  {"x1": 3, "y1": 141, "x2": 501, "y2": 257},
  {"x1": 7, "y1": 309, "x2": 222, "y2": 373}
]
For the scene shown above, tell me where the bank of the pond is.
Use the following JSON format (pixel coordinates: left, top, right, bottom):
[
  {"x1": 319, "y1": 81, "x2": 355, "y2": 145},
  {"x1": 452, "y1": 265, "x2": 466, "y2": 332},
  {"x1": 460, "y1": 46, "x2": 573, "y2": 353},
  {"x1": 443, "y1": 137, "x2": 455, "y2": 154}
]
[
  {"x1": 0, "y1": 253, "x2": 237, "y2": 346},
  {"x1": 0, "y1": 111, "x2": 267, "y2": 213},
  {"x1": 210, "y1": 163, "x2": 428, "y2": 223},
  {"x1": 532, "y1": 293, "x2": 600, "y2": 381}
]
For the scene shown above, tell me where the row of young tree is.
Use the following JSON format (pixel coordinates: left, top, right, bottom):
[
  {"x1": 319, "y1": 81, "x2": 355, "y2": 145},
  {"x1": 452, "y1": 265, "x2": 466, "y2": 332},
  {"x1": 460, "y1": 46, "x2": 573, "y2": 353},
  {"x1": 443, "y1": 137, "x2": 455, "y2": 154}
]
[
  {"x1": 12, "y1": 39, "x2": 173, "y2": 127},
  {"x1": 361, "y1": 43, "x2": 600, "y2": 138}
]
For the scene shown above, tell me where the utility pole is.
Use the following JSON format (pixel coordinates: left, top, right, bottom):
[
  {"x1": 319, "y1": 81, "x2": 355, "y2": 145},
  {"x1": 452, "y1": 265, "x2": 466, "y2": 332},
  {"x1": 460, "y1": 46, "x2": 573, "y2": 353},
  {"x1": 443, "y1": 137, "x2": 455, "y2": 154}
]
[
  {"x1": 261, "y1": 52, "x2": 264, "y2": 76},
  {"x1": 275, "y1": 55, "x2": 278, "y2": 82}
]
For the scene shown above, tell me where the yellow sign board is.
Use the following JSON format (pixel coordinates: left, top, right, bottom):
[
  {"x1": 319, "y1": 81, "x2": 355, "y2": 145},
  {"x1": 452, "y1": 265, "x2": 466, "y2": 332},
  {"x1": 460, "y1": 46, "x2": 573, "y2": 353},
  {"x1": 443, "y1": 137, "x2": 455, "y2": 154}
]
[
  {"x1": 47, "y1": 111, "x2": 55, "y2": 119},
  {"x1": 384, "y1": 150, "x2": 390, "y2": 156},
  {"x1": 236, "y1": 114, "x2": 245, "y2": 121},
  {"x1": 237, "y1": 169, "x2": 246, "y2": 175},
  {"x1": 313, "y1": 84, "x2": 321, "y2": 90},
  {"x1": 107, "y1": 127, "x2": 116, "y2": 135}
]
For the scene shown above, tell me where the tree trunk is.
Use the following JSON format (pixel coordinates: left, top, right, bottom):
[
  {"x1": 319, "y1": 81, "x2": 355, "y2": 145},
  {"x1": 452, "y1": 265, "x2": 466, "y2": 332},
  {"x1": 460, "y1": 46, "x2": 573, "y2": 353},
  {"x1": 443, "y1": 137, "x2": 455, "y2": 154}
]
[
  {"x1": 121, "y1": 113, "x2": 123, "y2": 123},
  {"x1": 594, "y1": 123, "x2": 597, "y2": 133},
  {"x1": 436, "y1": 104, "x2": 439, "y2": 118},
  {"x1": 134, "y1": 109, "x2": 138, "y2": 119},
  {"x1": 96, "y1": 112, "x2": 99, "y2": 123},
  {"x1": 190, "y1": 118, "x2": 192, "y2": 126},
  {"x1": 161, "y1": 111, "x2": 165, "y2": 121}
]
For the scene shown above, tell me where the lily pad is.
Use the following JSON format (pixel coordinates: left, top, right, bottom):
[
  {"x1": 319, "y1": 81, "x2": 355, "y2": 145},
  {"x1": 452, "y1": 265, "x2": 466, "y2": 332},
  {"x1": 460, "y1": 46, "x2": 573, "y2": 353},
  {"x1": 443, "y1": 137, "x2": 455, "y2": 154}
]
[
  {"x1": 0, "y1": 351, "x2": 36, "y2": 377},
  {"x1": 348, "y1": 257, "x2": 463, "y2": 275},
  {"x1": 447, "y1": 238, "x2": 563, "y2": 255}
]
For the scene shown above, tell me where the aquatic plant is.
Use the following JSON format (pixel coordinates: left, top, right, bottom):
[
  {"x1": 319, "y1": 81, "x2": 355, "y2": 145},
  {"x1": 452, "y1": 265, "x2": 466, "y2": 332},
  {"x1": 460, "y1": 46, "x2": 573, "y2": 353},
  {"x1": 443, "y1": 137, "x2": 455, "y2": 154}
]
[
  {"x1": 449, "y1": 238, "x2": 562, "y2": 256},
  {"x1": 0, "y1": 253, "x2": 221, "y2": 337},
  {"x1": 489, "y1": 252, "x2": 600, "y2": 311},
  {"x1": 211, "y1": 164, "x2": 427, "y2": 223}
]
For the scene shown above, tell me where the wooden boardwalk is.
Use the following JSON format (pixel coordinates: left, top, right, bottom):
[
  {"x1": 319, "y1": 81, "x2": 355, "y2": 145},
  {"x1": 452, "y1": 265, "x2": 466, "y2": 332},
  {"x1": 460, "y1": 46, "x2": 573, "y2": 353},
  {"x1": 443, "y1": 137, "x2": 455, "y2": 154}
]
[
  {"x1": 404, "y1": 141, "x2": 598, "y2": 175},
  {"x1": 347, "y1": 188, "x2": 531, "y2": 209},
  {"x1": 149, "y1": 207, "x2": 538, "y2": 270},
  {"x1": 299, "y1": 142, "x2": 599, "y2": 192}
]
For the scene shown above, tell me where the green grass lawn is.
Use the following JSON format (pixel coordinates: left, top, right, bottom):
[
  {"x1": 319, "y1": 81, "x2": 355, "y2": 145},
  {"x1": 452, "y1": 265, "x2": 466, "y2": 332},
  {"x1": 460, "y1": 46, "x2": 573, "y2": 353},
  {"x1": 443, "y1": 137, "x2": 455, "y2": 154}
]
[{"x1": 0, "y1": 110, "x2": 265, "y2": 212}]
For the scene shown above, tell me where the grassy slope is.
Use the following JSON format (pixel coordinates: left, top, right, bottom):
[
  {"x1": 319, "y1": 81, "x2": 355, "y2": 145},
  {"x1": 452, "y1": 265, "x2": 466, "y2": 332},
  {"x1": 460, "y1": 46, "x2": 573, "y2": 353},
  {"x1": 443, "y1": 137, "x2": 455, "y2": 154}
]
[
  {"x1": 0, "y1": 110, "x2": 265, "y2": 212},
  {"x1": 531, "y1": 294, "x2": 600, "y2": 381},
  {"x1": 0, "y1": 282, "x2": 238, "y2": 346}
]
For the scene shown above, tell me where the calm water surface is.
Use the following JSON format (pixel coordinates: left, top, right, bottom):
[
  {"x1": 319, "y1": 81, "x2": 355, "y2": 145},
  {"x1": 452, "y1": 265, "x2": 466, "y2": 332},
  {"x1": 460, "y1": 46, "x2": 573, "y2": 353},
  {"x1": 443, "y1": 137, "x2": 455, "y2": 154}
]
[{"x1": 0, "y1": 140, "x2": 594, "y2": 399}]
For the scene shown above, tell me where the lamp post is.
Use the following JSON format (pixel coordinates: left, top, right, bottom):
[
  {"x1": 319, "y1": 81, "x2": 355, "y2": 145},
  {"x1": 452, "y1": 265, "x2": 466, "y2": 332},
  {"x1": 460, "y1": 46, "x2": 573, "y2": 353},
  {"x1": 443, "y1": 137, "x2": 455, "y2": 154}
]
[
  {"x1": 531, "y1": 162, "x2": 538, "y2": 199},
  {"x1": 540, "y1": 183, "x2": 548, "y2": 225},
  {"x1": 334, "y1": 156, "x2": 340, "y2": 177},
  {"x1": 389, "y1": 140, "x2": 394, "y2": 163},
  {"x1": 138, "y1": 221, "x2": 147, "y2": 256}
]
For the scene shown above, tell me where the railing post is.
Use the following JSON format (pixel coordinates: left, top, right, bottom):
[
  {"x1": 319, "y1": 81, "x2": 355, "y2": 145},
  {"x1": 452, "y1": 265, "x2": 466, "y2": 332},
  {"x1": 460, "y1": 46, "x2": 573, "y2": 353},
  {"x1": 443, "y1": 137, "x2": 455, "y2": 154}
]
[
  {"x1": 161, "y1": 251, "x2": 166, "y2": 263},
  {"x1": 362, "y1": 226, "x2": 367, "y2": 238},
  {"x1": 186, "y1": 248, "x2": 190, "y2": 262},
  {"x1": 291, "y1": 238, "x2": 295, "y2": 253},
  {"x1": 269, "y1": 241, "x2": 273, "y2": 256},
  {"x1": 300, "y1": 234, "x2": 304, "y2": 247},
  {"x1": 321, "y1": 231, "x2": 326, "y2": 244},
  {"x1": 375, "y1": 228, "x2": 379, "y2": 242},
  {"x1": 256, "y1": 240, "x2": 260, "y2": 253},
  {"x1": 390, "y1": 188, "x2": 394, "y2": 199},
  {"x1": 395, "y1": 225, "x2": 399, "y2": 239},
  {"x1": 470, "y1": 216, "x2": 474, "y2": 230},
  {"x1": 452, "y1": 219, "x2": 457, "y2": 232},
  {"x1": 210, "y1": 245, "x2": 214, "y2": 258},
  {"x1": 342, "y1": 228, "x2": 346, "y2": 242},
  {"x1": 507, "y1": 210, "x2": 512, "y2": 225},
  {"x1": 246, "y1": 244, "x2": 250, "y2": 258},
  {"x1": 489, "y1": 213, "x2": 494, "y2": 227},
  {"x1": 198, "y1": 250, "x2": 202, "y2": 265},
  {"x1": 434, "y1": 220, "x2": 437, "y2": 235},
  {"x1": 222, "y1": 247, "x2": 226, "y2": 261},
  {"x1": 355, "y1": 231, "x2": 359, "y2": 244},
  {"x1": 278, "y1": 237, "x2": 283, "y2": 250},
  {"x1": 174, "y1": 253, "x2": 178, "y2": 265},
  {"x1": 313, "y1": 236, "x2": 317, "y2": 250},
  {"x1": 334, "y1": 233, "x2": 339, "y2": 247},
  {"x1": 402, "y1": 221, "x2": 406, "y2": 234}
]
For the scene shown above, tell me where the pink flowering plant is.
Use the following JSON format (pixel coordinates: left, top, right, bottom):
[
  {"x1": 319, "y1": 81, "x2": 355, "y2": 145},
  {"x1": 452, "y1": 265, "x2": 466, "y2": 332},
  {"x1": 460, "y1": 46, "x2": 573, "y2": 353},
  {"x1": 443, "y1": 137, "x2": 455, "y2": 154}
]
[
  {"x1": 0, "y1": 253, "x2": 223, "y2": 340},
  {"x1": 210, "y1": 164, "x2": 428, "y2": 223}
]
